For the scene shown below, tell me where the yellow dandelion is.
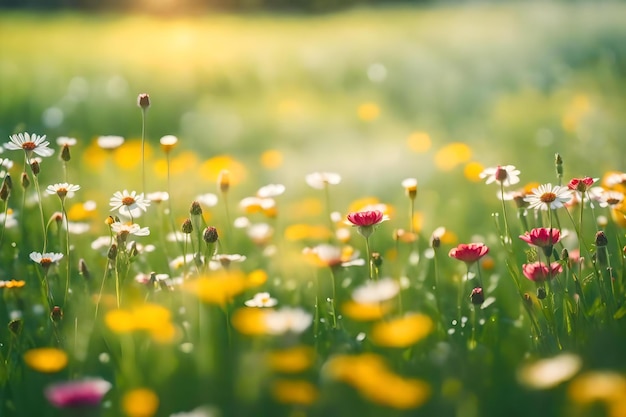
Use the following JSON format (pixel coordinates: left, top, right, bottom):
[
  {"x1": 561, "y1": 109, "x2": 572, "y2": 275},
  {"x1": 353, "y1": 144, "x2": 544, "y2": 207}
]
[
  {"x1": 464, "y1": 162, "x2": 485, "y2": 182},
  {"x1": 82, "y1": 142, "x2": 108, "y2": 172},
  {"x1": 357, "y1": 102, "x2": 380, "y2": 121},
  {"x1": 268, "y1": 346, "x2": 316, "y2": 373},
  {"x1": 122, "y1": 388, "x2": 159, "y2": 417},
  {"x1": 342, "y1": 300, "x2": 389, "y2": 321},
  {"x1": 113, "y1": 140, "x2": 153, "y2": 170},
  {"x1": 261, "y1": 149, "x2": 283, "y2": 170},
  {"x1": 371, "y1": 314, "x2": 433, "y2": 347},
  {"x1": 170, "y1": 151, "x2": 200, "y2": 175},
  {"x1": 149, "y1": 322, "x2": 177, "y2": 344},
  {"x1": 67, "y1": 201, "x2": 97, "y2": 221},
  {"x1": 407, "y1": 131, "x2": 432, "y2": 153},
  {"x1": 105, "y1": 309, "x2": 137, "y2": 333},
  {"x1": 23, "y1": 348, "x2": 68, "y2": 373},
  {"x1": 284, "y1": 224, "x2": 332, "y2": 241},
  {"x1": 3, "y1": 280, "x2": 26, "y2": 289},
  {"x1": 198, "y1": 155, "x2": 247, "y2": 187},
  {"x1": 434, "y1": 143, "x2": 472, "y2": 171},
  {"x1": 271, "y1": 379, "x2": 318, "y2": 405},
  {"x1": 247, "y1": 269, "x2": 268, "y2": 287},
  {"x1": 360, "y1": 373, "x2": 431, "y2": 409},
  {"x1": 132, "y1": 303, "x2": 172, "y2": 332}
]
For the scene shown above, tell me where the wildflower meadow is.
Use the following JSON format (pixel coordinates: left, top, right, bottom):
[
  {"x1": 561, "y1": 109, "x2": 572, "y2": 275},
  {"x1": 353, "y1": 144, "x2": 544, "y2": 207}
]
[{"x1": 2, "y1": 3, "x2": 626, "y2": 417}]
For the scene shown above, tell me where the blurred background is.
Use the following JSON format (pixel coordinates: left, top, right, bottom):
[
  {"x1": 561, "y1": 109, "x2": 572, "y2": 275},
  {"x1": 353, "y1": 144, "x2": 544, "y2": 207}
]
[{"x1": 1, "y1": 0, "x2": 626, "y2": 237}]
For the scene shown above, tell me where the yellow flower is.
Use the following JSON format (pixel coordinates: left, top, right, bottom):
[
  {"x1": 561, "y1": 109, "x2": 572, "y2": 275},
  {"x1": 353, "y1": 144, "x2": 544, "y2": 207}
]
[
  {"x1": 271, "y1": 379, "x2": 318, "y2": 405},
  {"x1": 184, "y1": 271, "x2": 248, "y2": 305},
  {"x1": 0, "y1": 280, "x2": 26, "y2": 289},
  {"x1": 23, "y1": 348, "x2": 68, "y2": 373},
  {"x1": 464, "y1": 162, "x2": 485, "y2": 182},
  {"x1": 104, "y1": 303, "x2": 176, "y2": 343},
  {"x1": 122, "y1": 388, "x2": 159, "y2": 417},
  {"x1": 260, "y1": 149, "x2": 283, "y2": 170},
  {"x1": 198, "y1": 155, "x2": 247, "y2": 187},
  {"x1": 342, "y1": 300, "x2": 389, "y2": 321},
  {"x1": 231, "y1": 308, "x2": 269, "y2": 336},
  {"x1": 268, "y1": 346, "x2": 315, "y2": 373},
  {"x1": 114, "y1": 139, "x2": 153, "y2": 170},
  {"x1": 357, "y1": 102, "x2": 380, "y2": 121},
  {"x1": 247, "y1": 269, "x2": 268, "y2": 287},
  {"x1": 568, "y1": 371, "x2": 626, "y2": 417},
  {"x1": 284, "y1": 224, "x2": 332, "y2": 241},
  {"x1": 434, "y1": 143, "x2": 472, "y2": 171},
  {"x1": 105, "y1": 309, "x2": 137, "y2": 334},
  {"x1": 407, "y1": 131, "x2": 432, "y2": 153},
  {"x1": 371, "y1": 314, "x2": 433, "y2": 347}
]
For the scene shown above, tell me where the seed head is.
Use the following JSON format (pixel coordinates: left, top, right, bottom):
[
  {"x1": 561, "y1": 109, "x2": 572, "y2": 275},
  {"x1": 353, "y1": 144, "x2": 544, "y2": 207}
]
[
  {"x1": 137, "y1": 93, "x2": 150, "y2": 110},
  {"x1": 181, "y1": 218, "x2": 193, "y2": 234}
]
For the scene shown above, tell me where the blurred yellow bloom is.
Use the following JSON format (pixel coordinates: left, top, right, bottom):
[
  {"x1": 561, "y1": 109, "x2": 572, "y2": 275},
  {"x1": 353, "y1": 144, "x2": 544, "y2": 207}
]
[
  {"x1": 371, "y1": 314, "x2": 433, "y2": 347},
  {"x1": 464, "y1": 162, "x2": 485, "y2": 182},
  {"x1": 268, "y1": 346, "x2": 315, "y2": 373},
  {"x1": 611, "y1": 205, "x2": 626, "y2": 228},
  {"x1": 357, "y1": 102, "x2": 380, "y2": 121},
  {"x1": 342, "y1": 300, "x2": 389, "y2": 321},
  {"x1": 434, "y1": 143, "x2": 472, "y2": 171},
  {"x1": 114, "y1": 139, "x2": 153, "y2": 170},
  {"x1": 261, "y1": 149, "x2": 283, "y2": 170},
  {"x1": 568, "y1": 371, "x2": 626, "y2": 417},
  {"x1": 199, "y1": 155, "x2": 246, "y2": 187},
  {"x1": 247, "y1": 269, "x2": 268, "y2": 287},
  {"x1": 105, "y1": 303, "x2": 176, "y2": 343},
  {"x1": 184, "y1": 271, "x2": 248, "y2": 305},
  {"x1": 66, "y1": 202, "x2": 97, "y2": 221},
  {"x1": 407, "y1": 131, "x2": 432, "y2": 153},
  {"x1": 561, "y1": 94, "x2": 590, "y2": 133},
  {"x1": 122, "y1": 388, "x2": 159, "y2": 417},
  {"x1": 326, "y1": 353, "x2": 430, "y2": 409},
  {"x1": 82, "y1": 142, "x2": 108, "y2": 171},
  {"x1": 23, "y1": 348, "x2": 68, "y2": 373},
  {"x1": 271, "y1": 379, "x2": 318, "y2": 405},
  {"x1": 517, "y1": 353, "x2": 582, "y2": 390},
  {"x1": 231, "y1": 308, "x2": 269, "y2": 336},
  {"x1": 412, "y1": 212, "x2": 424, "y2": 234},
  {"x1": 284, "y1": 224, "x2": 332, "y2": 241},
  {"x1": 0, "y1": 280, "x2": 26, "y2": 289}
]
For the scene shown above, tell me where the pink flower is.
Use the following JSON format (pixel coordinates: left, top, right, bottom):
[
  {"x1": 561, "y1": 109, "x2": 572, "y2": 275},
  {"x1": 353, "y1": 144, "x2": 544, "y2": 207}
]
[
  {"x1": 448, "y1": 243, "x2": 489, "y2": 264},
  {"x1": 346, "y1": 210, "x2": 388, "y2": 227},
  {"x1": 45, "y1": 378, "x2": 112, "y2": 408},
  {"x1": 522, "y1": 262, "x2": 563, "y2": 282},
  {"x1": 519, "y1": 228, "x2": 561, "y2": 248},
  {"x1": 567, "y1": 177, "x2": 597, "y2": 193}
]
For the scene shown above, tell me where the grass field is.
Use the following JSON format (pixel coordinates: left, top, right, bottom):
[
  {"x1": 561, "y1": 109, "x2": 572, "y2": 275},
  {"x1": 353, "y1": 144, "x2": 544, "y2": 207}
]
[{"x1": 1, "y1": 3, "x2": 626, "y2": 417}]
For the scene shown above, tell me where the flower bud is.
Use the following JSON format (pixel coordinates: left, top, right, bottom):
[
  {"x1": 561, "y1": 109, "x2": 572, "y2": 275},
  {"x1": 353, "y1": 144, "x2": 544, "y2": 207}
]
[
  {"x1": 51, "y1": 306, "x2": 63, "y2": 322},
  {"x1": 107, "y1": 243, "x2": 118, "y2": 261},
  {"x1": 30, "y1": 160, "x2": 40, "y2": 176},
  {"x1": 181, "y1": 218, "x2": 193, "y2": 234},
  {"x1": 470, "y1": 287, "x2": 484, "y2": 305},
  {"x1": 203, "y1": 226, "x2": 219, "y2": 244},
  {"x1": 595, "y1": 231, "x2": 608, "y2": 247},
  {"x1": 555, "y1": 153, "x2": 563, "y2": 178},
  {"x1": 561, "y1": 248, "x2": 569, "y2": 263},
  {"x1": 137, "y1": 93, "x2": 150, "y2": 110},
  {"x1": 8, "y1": 318, "x2": 23, "y2": 336},
  {"x1": 0, "y1": 180, "x2": 9, "y2": 202},
  {"x1": 218, "y1": 170, "x2": 230, "y2": 193},
  {"x1": 20, "y1": 172, "x2": 29, "y2": 190},
  {"x1": 431, "y1": 236, "x2": 441, "y2": 249},
  {"x1": 79, "y1": 258, "x2": 90, "y2": 280},
  {"x1": 189, "y1": 201, "x2": 202, "y2": 216},
  {"x1": 60, "y1": 144, "x2": 71, "y2": 162},
  {"x1": 371, "y1": 252, "x2": 383, "y2": 267},
  {"x1": 536, "y1": 287, "x2": 547, "y2": 300}
]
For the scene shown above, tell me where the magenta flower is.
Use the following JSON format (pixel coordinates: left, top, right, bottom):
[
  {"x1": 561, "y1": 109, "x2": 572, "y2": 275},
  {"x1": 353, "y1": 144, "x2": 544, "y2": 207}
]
[
  {"x1": 346, "y1": 210, "x2": 389, "y2": 239},
  {"x1": 448, "y1": 243, "x2": 489, "y2": 264},
  {"x1": 45, "y1": 378, "x2": 112, "y2": 408},
  {"x1": 519, "y1": 228, "x2": 561, "y2": 248},
  {"x1": 567, "y1": 177, "x2": 597, "y2": 193},
  {"x1": 522, "y1": 262, "x2": 563, "y2": 282}
]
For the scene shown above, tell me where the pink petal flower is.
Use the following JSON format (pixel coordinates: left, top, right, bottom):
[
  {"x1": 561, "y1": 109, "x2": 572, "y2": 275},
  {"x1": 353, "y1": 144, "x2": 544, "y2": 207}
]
[
  {"x1": 346, "y1": 210, "x2": 387, "y2": 227},
  {"x1": 448, "y1": 243, "x2": 489, "y2": 264},
  {"x1": 519, "y1": 228, "x2": 561, "y2": 248},
  {"x1": 45, "y1": 378, "x2": 112, "y2": 408},
  {"x1": 522, "y1": 262, "x2": 563, "y2": 282}
]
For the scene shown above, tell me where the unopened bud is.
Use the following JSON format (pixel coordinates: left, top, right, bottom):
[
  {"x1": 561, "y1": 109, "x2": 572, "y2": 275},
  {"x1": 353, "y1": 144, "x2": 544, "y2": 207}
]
[
  {"x1": 137, "y1": 93, "x2": 150, "y2": 110},
  {"x1": 555, "y1": 153, "x2": 563, "y2": 177},
  {"x1": 79, "y1": 258, "x2": 90, "y2": 280},
  {"x1": 8, "y1": 318, "x2": 23, "y2": 336},
  {"x1": 50, "y1": 212, "x2": 63, "y2": 225},
  {"x1": 30, "y1": 160, "x2": 40, "y2": 176},
  {"x1": 495, "y1": 166, "x2": 508, "y2": 182},
  {"x1": 0, "y1": 181, "x2": 9, "y2": 202},
  {"x1": 537, "y1": 287, "x2": 547, "y2": 300},
  {"x1": 431, "y1": 236, "x2": 441, "y2": 249},
  {"x1": 595, "y1": 231, "x2": 608, "y2": 247},
  {"x1": 182, "y1": 218, "x2": 193, "y2": 234},
  {"x1": 561, "y1": 248, "x2": 569, "y2": 262},
  {"x1": 371, "y1": 252, "x2": 383, "y2": 267},
  {"x1": 203, "y1": 226, "x2": 219, "y2": 244},
  {"x1": 189, "y1": 201, "x2": 202, "y2": 216},
  {"x1": 107, "y1": 243, "x2": 118, "y2": 261},
  {"x1": 470, "y1": 287, "x2": 484, "y2": 305},
  {"x1": 51, "y1": 306, "x2": 63, "y2": 322},
  {"x1": 218, "y1": 170, "x2": 230, "y2": 193},
  {"x1": 60, "y1": 144, "x2": 71, "y2": 162},
  {"x1": 20, "y1": 173, "x2": 29, "y2": 190}
]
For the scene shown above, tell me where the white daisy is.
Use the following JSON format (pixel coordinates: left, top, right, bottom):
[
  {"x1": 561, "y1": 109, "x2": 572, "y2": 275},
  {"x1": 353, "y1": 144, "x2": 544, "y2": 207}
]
[
  {"x1": 56, "y1": 137, "x2": 77, "y2": 146},
  {"x1": 159, "y1": 135, "x2": 178, "y2": 153},
  {"x1": 5, "y1": 133, "x2": 54, "y2": 157},
  {"x1": 146, "y1": 191, "x2": 169, "y2": 203},
  {"x1": 196, "y1": 193, "x2": 218, "y2": 207},
  {"x1": 109, "y1": 190, "x2": 150, "y2": 218},
  {"x1": 479, "y1": 165, "x2": 521, "y2": 187},
  {"x1": 97, "y1": 135, "x2": 124, "y2": 150},
  {"x1": 257, "y1": 184, "x2": 285, "y2": 198},
  {"x1": 352, "y1": 277, "x2": 400, "y2": 304},
  {"x1": 525, "y1": 184, "x2": 572, "y2": 210},
  {"x1": 29, "y1": 252, "x2": 64, "y2": 268},
  {"x1": 244, "y1": 292, "x2": 278, "y2": 308},
  {"x1": 46, "y1": 183, "x2": 80, "y2": 199},
  {"x1": 110, "y1": 221, "x2": 150, "y2": 237},
  {"x1": 264, "y1": 307, "x2": 312, "y2": 335},
  {"x1": 305, "y1": 172, "x2": 341, "y2": 189}
]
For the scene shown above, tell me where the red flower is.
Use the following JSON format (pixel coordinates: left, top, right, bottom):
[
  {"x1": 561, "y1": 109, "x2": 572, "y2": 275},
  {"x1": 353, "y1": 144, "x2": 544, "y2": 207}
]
[
  {"x1": 448, "y1": 243, "x2": 489, "y2": 264},
  {"x1": 346, "y1": 210, "x2": 388, "y2": 227},
  {"x1": 519, "y1": 228, "x2": 561, "y2": 248},
  {"x1": 522, "y1": 262, "x2": 563, "y2": 282},
  {"x1": 567, "y1": 177, "x2": 596, "y2": 192}
]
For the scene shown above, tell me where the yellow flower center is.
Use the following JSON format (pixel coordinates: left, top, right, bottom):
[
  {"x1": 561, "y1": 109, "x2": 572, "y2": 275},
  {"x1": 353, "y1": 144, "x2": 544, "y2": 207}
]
[
  {"x1": 22, "y1": 141, "x2": 36, "y2": 151},
  {"x1": 122, "y1": 196, "x2": 136, "y2": 206},
  {"x1": 40, "y1": 258, "x2": 52, "y2": 266}
]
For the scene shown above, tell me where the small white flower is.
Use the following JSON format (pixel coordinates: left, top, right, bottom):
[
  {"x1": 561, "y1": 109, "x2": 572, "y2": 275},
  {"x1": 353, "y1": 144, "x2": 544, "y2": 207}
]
[
  {"x1": 525, "y1": 184, "x2": 572, "y2": 211},
  {"x1": 5, "y1": 133, "x2": 54, "y2": 157},
  {"x1": 210, "y1": 254, "x2": 246, "y2": 270},
  {"x1": 109, "y1": 190, "x2": 150, "y2": 218},
  {"x1": 146, "y1": 191, "x2": 169, "y2": 203},
  {"x1": 97, "y1": 135, "x2": 124, "y2": 150},
  {"x1": 196, "y1": 193, "x2": 218, "y2": 207},
  {"x1": 169, "y1": 254, "x2": 197, "y2": 269},
  {"x1": 305, "y1": 172, "x2": 341, "y2": 189},
  {"x1": 46, "y1": 183, "x2": 80, "y2": 199},
  {"x1": 517, "y1": 353, "x2": 582, "y2": 390},
  {"x1": 0, "y1": 158, "x2": 14, "y2": 170},
  {"x1": 479, "y1": 165, "x2": 521, "y2": 187},
  {"x1": 264, "y1": 307, "x2": 312, "y2": 335},
  {"x1": 352, "y1": 277, "x2": 400, "y2": 304},
  {"x1": 0, "y1": 210, "x2": 17, "y2": 228},
  {"x1": 160, "y1": 135, "x2": 178, "y2": 152},
  {"x1": 595, "y1": 189, "x2": 624, "y2": 208},
  {"x1": 239, "y1": 196, "x2": 275, "y2": 212},
  {"x1": 29, "y1": 252, "x2": 64, "y2": 267},
  {"x1": 56, "y1": 137, "x2": 77, "y2": 146},
  {"x1": 91, "y1": 236, "x2": 112, "y2": 251},
  {"x1": 66, "y1": 222, "x2": 91, "y2": 234},
  {"x1": 110, "y1": 221, "x2": 150, "y2": 237},
  {"x1": 257, "y1": 184, "x2": 285, "y2": 198},
  {"x1": 247, "y1": 223, "x2": 273, "y2": 245},
  {"x1": 245, "y1": 292, "x2": 278, "y2": 308}
]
